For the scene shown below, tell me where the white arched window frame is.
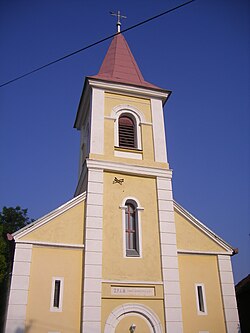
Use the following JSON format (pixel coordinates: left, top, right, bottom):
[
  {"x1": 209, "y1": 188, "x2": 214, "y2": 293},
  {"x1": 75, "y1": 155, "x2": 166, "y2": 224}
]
[
  {"x1": 120, "y1": 197, "x2": 144, "y2": 258},
  {"x1": 112, "y1": 105, "x2": 145, "y2": 150}
]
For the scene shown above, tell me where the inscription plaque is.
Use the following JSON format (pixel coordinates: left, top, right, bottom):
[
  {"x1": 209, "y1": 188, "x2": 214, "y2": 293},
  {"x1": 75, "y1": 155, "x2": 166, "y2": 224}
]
[{"x1": 111, "y1": 286, "x2": 155, "y2": 297}]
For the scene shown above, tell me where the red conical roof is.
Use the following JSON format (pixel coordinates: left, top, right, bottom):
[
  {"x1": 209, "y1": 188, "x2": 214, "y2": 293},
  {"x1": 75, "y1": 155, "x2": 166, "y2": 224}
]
[{"x1": 91, "y1": 33, "x2": 161, "y2": 90}]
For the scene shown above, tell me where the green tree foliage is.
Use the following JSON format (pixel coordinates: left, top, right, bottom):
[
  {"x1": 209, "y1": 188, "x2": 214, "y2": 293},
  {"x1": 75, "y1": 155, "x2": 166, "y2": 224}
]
[
  {"x1": 0, "y1": 206, "x2": 33, "y2": 330},
  {"x1": 1, "y1": 206, "x2": 32, "y2": 235},
  {"x1": 0, "y1": 225, "x2": 7, "y2": 284}
]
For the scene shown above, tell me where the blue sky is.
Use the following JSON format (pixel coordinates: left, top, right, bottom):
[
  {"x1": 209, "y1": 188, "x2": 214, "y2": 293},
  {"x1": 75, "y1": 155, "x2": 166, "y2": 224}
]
[{"x1": 0, "y1": 0, "x2": 249, "y2": 284}]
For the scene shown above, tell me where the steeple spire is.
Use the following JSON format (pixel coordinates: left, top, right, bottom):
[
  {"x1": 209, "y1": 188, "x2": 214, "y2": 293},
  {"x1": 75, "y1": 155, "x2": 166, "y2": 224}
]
[
  {"x1": 110, "y1": 10, "x2": 127, "y2": 33},
  {"x1": 91, "y1": 33, "x2": 162, "y2": 90}
]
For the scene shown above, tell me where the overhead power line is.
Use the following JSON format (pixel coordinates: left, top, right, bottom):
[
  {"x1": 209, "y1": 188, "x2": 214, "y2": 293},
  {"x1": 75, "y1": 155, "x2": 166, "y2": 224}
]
[{"x1": 0, "y1": 0, "x2": 195, "y2": 88}]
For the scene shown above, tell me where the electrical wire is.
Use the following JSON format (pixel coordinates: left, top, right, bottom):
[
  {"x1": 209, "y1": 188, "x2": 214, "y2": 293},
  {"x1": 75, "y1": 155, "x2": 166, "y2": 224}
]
[{"x1": 0, "y1": 0, "x2": 195, "y2": 88}]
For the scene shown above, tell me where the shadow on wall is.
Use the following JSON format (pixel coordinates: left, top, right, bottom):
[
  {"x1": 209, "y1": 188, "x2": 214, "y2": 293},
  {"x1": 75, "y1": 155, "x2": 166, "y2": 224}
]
[
  {"x1": 13, "y1": 320, "x2": 76, "y2": 333},
  {"x1": 14, "y1": 321, "x2": 32, "y2": 333}
]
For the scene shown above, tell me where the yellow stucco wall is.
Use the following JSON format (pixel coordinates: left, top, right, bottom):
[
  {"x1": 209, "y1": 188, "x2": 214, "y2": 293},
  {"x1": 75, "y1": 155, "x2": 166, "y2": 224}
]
[
  {"x1": 20, "y1": 199, "x2": 85, "y2": 332},
  {"x1": 104, "y1": 92, "x2": 152, "y2": 120},
  {"x1": 175, "y1": 209, "x2": 226, "y2": 252},
  {"x1": 25, "y1": 246, "x2": 83, "y2": 333},
  {"x1": 92, "y1": 91, "x2": 169, "y2": 169},
  {"x1": 20, "y1": 201, "x2": 85, "y2": 244},
  {"x1": 102, "y1": 171, "x2": 162, "y2": 281},
  {"x1": 178, "y1": 254, "x2": 226, "y2": 333}
]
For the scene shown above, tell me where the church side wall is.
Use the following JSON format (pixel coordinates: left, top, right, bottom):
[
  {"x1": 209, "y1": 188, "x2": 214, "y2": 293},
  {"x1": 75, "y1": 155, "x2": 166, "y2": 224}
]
[
  {"x1": 25, "y1": 246, "x2": 83, "y2": 333},
  {"x1": 178, "y1": 254, "x2": 227, "y2": 333},
  {"x1": 5, "y1": 198, "x2": 86, "y2": 333}
]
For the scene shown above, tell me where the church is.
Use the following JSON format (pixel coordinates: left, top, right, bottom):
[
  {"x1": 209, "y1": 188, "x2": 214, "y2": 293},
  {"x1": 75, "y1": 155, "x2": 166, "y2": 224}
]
[{"x1": 5, "y1": 22, "x2": 239, "y2": 333}]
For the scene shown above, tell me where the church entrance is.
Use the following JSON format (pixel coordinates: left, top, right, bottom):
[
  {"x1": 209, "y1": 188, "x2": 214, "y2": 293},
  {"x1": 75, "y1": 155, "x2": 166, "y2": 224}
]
[{"x1": 104, "y1": 303, "x2": 163, "y2": 333}]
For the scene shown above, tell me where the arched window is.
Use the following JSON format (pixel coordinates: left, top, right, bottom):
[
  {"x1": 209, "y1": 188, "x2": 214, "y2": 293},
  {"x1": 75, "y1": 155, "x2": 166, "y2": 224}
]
[
  {"x1": 125, "y1": 200, "x2": 139, "y2": 256},
  {"x1": 118, "y1": 114, "x2": 137, "y2": 148}
]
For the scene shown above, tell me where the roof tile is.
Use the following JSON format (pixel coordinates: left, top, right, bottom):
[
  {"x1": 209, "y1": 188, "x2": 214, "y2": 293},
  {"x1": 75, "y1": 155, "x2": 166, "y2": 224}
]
[{"x1": 91, "y1": 33, "x2": 161, "y2": 90}]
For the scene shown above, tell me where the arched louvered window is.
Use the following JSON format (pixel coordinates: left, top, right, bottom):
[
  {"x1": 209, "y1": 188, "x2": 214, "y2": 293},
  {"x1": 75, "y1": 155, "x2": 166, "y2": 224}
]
[
  {"x1": 125, "y1": 200, "x2": 139, "y2": 256},
  {"x1": 118, "y1": 115, "x2": 137, "y2": 148}
]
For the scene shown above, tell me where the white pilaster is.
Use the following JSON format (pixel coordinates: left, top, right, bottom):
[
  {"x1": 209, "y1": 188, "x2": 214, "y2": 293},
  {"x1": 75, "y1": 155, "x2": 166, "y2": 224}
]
[
  {"x1": 156, "y1": 176, "x2": 183, "y2": 333},
  {"x1": 218, "y1": 255, "x2": 240, "y2": 333},
  {"x1": 81, "y1": 168, "x2": 103, "y2": 333},
  {"x1": 151, "y1": 98, "x2": 168, "y2": 163},
  {"x1": 90, "y1": 88, "x2": 104, "y2": 155},
  {"x1": 5, "y1": 243, "x2": 32, "y2": 333}
]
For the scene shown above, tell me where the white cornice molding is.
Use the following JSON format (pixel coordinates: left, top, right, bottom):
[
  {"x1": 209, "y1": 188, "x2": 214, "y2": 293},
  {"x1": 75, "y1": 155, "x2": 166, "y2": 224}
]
[
  {"x1": 16, "y1": 240, "x2": 85, "y2": 249},
  {"x1": 13, "y1": 192, "x2": 86, "y2": 240},
  {"x1": 86, "y1": 158, "x2": 172, "y2": 178},
  {"x1": 177, "y1": 249, "x2": 233, "y2": 256},
  {"x1": 174, "y1": 201, "x2": 234, "y2": 254},
  {"x1": 87, "y1": 78, "x2": 170, "y2": 103}
]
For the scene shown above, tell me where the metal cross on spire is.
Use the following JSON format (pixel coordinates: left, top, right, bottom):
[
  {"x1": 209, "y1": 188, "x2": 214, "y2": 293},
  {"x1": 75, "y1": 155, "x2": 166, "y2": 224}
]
[{"x1": 110, "y1": 10, "x2": 127, "y2": 33}]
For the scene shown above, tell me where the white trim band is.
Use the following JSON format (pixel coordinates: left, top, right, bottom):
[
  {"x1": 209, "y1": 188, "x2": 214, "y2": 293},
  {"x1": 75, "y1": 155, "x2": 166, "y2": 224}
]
[
  {"x1": 177, "y1": 249, "x2": 233, "y2": 256},
  {"x1": 15, "y1": 240, "x2": 85, "y2": 249},
  {"x1": 86, "y1": 159, "x2": 172, "y2": 178}
]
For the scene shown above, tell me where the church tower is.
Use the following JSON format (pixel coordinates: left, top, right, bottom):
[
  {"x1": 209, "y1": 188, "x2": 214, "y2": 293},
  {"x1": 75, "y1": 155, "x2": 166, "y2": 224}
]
[
  {"x1": 5, "y1": 21, "x2": 239, "y2": 333},
  {"x1": 74, "y1": 32, "x2": 184, "y2": 333}
]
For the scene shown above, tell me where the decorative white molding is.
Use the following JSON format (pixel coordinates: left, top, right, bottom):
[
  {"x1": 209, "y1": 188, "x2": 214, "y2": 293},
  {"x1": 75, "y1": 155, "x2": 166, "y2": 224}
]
[
  {"x1": 104, "y1": 303, "x2": 163, "y2": 333},
  {"x1": 5, "y1": 244, "x2": 33, "y2": 333},
  {"x1": 13, "y1": 192, "x2": 86, "y2": 240},
  {"x1": 81, "y1": 168, "x2": 104, "y2": 333},
  {"x1": 195, "y1": 283, "x2": 208, "y2": 315},
  {"x1": 88, "y1": 78, "x2": 171, "y2": 104},
  {"x1": 90, "y1": 88, "x2": 104, "y2": 155},
  {"x1": 177, "y1": 249, "x2": 233, "y2": 256},
  {"x1": 86, "y1": 159, "x2": 172, "y2": 178},
  {"x1": 15, "y1": 240, "x2": 85, "y2": 249},
  {"x1": 50, "y1": 277, "x2": 64, "y2": 312},
  {"x1": 113, "y1": 107, "x2": 142, "y2": 150},
  {"x1": 151, "y1": 98, "x2": 168, "y2": 163},
  {"x1": 218, "y1": 255, "x2": 240, "y2": 333},
  {"x1": 111, "y1": 104, "x2": 146, "y2": 122},
  {"x1": 120, "y1": 197, "x2": 143, "y2": 258},
  {"x1": 156, "y1": 176, "x2": 184, "y2": 333}
]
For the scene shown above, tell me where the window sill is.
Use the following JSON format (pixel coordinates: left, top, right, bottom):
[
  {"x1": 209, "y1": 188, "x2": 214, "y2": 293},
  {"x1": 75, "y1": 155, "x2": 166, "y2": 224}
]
[
  {"x1": 114, "y1": 146, "x2": 143, "y2": 154},
  {"x1": 126, "y1": 250, "x2": 140, "y2": 257}
]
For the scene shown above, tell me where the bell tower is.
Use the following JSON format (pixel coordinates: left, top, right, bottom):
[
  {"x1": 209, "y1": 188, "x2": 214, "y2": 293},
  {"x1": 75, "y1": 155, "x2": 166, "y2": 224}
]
[{"x1": 74, "y1": 31, "x2": 184, "y2": 333}]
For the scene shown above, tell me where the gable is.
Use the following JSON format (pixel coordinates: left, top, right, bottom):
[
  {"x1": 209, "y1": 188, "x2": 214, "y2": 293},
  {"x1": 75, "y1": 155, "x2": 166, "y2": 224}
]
[
  {"x1": 15, "y1": 194, "x2": 85, "y2": 245},
  {"x1": 174, "y1": 202, "x2": 233, "y2": 254}
]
